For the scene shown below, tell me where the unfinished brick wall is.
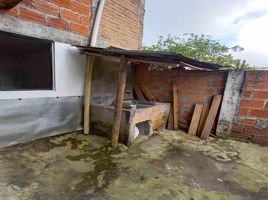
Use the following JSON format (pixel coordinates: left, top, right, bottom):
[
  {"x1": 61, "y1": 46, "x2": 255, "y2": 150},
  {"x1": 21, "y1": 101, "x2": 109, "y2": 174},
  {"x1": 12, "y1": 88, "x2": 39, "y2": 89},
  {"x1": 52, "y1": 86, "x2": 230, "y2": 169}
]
[
  {"x1": 98, "y1": 0, "x2": 144, "y2": 49},
  {"x1": 0, "y1": 0, "x2": 91, "y2": 36},
  {"x1": 231, "y1": 71, "x2": 268, "y2": 144},
  {"x1": 0, "y1": 0, "x2": 144, "y2": 48},
  {"x1": 135, "y1": 64, "x2": 228, "y2": 126}
]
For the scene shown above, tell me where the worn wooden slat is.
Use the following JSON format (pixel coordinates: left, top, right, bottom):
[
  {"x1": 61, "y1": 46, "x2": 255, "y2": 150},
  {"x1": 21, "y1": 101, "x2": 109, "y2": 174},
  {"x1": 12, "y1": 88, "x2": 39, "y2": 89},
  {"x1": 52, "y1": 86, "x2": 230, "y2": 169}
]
[
  {"x1": 201, "y1": 95, "x2": 222, "y2": 139},
  {"x1": 167, "y1": 105, "x2": 174, "y2": 130},
  {"x1": 83, "y1": 55, "x2": 95, "y2": 135},
  {"x1": 197, "y1": 104, "x2": 210, "y2": 137},
  {"x1": 111, "y1": 56, "x2": 128, "y2": 146},
  {"x1": 134, "y1": 84, "x2": 145, "y2": 101},
  {"x1": 139, "y1": 84, "x2": 156, "y2": 102},
  {"x1": 188, "y1": 104, "x2": 203, "y2": 136},
  {"x1": 173, "y1": 81, "x2": 179, "y2": 129}
]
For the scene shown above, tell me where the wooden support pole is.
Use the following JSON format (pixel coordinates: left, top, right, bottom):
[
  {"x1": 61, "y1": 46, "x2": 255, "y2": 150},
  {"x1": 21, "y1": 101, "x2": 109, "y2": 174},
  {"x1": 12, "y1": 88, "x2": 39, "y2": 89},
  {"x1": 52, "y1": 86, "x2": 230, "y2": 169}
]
[
  {"x1": 83, "y1": 55, "x2": 95, "y2": 134},
  {"x1": 173, "y1": 80, "x2": 179, "y2": 129},
  {"x1": 111, "y1": 56, "x2": 128, "y2": 146}
]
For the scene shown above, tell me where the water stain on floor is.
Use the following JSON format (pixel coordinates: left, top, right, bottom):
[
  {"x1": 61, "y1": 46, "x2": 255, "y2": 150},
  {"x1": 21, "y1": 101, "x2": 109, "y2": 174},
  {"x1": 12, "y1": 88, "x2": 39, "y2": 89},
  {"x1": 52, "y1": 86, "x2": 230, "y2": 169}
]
[{"x1": 0, "y1": 130, "x2": 267, "y2": 200}]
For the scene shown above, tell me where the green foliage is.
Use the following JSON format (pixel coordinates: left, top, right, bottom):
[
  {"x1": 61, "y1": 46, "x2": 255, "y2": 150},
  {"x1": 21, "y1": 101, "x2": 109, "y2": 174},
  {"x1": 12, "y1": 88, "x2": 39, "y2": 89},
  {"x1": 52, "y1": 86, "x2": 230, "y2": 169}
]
[{"x1": 144, "y1": 34, "x2": 251, "y2": 68}]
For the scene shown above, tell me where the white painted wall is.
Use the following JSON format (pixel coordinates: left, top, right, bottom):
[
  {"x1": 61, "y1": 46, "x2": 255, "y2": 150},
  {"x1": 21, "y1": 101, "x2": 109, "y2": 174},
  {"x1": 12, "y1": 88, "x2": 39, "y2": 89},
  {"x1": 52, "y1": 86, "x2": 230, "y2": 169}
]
[{"x1": 0, "y1": 42, "x2": 86, "y2": 99}]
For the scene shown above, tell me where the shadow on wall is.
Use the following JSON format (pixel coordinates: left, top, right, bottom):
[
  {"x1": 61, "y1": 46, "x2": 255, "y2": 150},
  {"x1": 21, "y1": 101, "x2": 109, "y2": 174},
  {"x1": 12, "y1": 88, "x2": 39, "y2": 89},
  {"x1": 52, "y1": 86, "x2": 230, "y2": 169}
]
[{"x1": 91, "y1": 56, "x2": 134, "y2": 105}]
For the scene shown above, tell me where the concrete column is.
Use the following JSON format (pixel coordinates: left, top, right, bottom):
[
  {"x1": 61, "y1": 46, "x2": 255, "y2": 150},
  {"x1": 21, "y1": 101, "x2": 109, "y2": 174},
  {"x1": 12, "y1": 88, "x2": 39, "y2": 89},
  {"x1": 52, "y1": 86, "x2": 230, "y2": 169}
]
[{"x1": 216, "y1": 70, "x2": 245, "y2": 138}]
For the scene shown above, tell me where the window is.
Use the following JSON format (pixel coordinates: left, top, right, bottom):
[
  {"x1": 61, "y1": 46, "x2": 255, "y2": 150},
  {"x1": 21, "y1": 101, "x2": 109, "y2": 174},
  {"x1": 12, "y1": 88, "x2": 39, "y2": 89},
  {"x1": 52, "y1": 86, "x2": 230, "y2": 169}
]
[{"x1": 0, "y1": 31, "x2": 54, "y2": 91}]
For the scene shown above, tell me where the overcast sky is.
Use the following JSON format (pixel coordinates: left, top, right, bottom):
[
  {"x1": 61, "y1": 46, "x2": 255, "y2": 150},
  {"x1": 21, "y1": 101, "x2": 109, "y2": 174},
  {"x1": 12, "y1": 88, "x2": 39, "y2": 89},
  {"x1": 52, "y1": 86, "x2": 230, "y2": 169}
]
[{"x1": 143, "y1": 0, "x2": 268, "y2": 68}]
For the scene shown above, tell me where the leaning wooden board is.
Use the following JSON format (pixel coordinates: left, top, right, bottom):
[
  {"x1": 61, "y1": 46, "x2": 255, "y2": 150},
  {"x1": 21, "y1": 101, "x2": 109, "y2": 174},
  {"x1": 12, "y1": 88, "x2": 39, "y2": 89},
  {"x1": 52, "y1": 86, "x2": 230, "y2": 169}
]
[
  {"x1": 201, "y1": 95, "x2": 222, "y2": 139},
  {"x1": 134, "y1": 84, "x2": 145, "y2": 101},
  {"x1": 173, "y1": 81, "x2": 179, "y2": 129},
  {"x1": 188, "y1": 104, "x2": 203, "y2": 136},
  {"x1": 139, "y1": 84, "x2": 156, "y2": 102},
  {"x1": 197, "y1": 104, "x2": 210, "y2": 137}
]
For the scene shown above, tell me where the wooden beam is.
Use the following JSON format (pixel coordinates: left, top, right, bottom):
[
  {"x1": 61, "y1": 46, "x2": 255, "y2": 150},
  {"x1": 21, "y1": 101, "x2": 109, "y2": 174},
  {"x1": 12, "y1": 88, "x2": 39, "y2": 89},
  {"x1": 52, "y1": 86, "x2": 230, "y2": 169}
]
[
  {"x1": 188, "y1": 104, "x2": 203, "y2": 136},
  {"x1": 134, "y1": 84, "x2": 145, "y2": 101},
  {"x1": 111, "y1": 56, "x2": 128, "y2": 146},
  {"x1": 173, "y1": 80, "x2": 179, "y2": 129},
  {"x1": 139, "y1": 84, "x2": 156, "y2": 102},
  {"x1": 83, "y1": 56, "x2": 95, "y2": 134},
  {"x1": 201, "y1": 95, "x2": 222, "y2": 139}
]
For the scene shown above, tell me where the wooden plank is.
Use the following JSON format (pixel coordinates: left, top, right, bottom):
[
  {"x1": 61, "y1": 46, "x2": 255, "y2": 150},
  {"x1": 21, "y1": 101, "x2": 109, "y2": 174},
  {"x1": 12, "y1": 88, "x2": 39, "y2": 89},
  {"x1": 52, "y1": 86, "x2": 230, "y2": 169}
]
[
  {"x1": 188, "y1": 104, "x2": 203, "y2": 136},
  {"x1": 167, "y1": 105, "x2": 174, "y2": 130},
  {"x1": 139, "y1": 84, "x2": 156, "y2": 102},
  {"x1": 201, "y1": 95, "x2": 222, "y2": 140},
  {"x1": 173, "y1": 81, "x2": 179, "y2": 129},
  {"x1": 197, "y1": 104, "x2": 210, "y2": 137},
  {"x1": 134, "y1": 84, "x2": 145, "y2": 100},
  {"x1": 83, "y1": 55, "x2": 95, "y2": 134},
  {"x1": 111, "y1": 56, "x2": 128, "y2": 146}
]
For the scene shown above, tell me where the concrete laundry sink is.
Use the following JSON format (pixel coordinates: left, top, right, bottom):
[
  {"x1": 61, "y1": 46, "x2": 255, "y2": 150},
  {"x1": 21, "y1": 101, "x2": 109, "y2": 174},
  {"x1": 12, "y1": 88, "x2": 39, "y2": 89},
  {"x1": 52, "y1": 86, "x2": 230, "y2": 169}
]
[{"x1": 91, "y1": 100, "x2": 170, "y2": 146}]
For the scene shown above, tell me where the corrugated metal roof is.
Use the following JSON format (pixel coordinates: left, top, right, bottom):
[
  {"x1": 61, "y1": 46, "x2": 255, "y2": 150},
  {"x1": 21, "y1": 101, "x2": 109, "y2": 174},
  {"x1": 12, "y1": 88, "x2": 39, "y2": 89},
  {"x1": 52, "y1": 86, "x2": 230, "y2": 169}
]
[{"x1": 74, "y1": 46, "x2": 222, "y2": 71}]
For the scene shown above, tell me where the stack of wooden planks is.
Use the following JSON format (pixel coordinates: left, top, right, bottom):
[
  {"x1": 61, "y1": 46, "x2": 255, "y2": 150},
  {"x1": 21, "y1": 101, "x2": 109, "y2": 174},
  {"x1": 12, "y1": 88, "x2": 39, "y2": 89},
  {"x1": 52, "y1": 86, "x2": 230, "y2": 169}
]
[{"x1": 187, "y1": 95, "x2": 222, "y2": 139}]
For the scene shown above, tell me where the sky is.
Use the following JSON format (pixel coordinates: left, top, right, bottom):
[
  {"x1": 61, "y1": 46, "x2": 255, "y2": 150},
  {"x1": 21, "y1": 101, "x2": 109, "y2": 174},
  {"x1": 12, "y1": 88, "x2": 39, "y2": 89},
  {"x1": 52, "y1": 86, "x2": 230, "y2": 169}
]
[{"x1": 143, "y1": 0, "x2": 268, "y2": 68}]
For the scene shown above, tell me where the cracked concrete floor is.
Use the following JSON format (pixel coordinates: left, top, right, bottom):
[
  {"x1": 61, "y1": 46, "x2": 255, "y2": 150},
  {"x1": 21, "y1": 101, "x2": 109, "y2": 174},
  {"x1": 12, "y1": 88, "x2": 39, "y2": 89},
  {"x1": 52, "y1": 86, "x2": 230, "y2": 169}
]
[{"x1": 0, "y1": 130, "x2": 268, "y2": 200}]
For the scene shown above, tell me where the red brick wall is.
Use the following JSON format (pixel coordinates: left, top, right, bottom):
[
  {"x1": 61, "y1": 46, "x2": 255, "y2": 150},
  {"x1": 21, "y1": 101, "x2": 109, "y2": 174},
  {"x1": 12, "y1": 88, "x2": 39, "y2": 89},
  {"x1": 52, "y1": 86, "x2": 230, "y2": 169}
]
[
  {"x1": 135, "y1": 64, "x2": 228, "y2": 126},
  {"x1": 231, "y1": 71, "x2": 268, "y2": 144},
  {"x1": 0, "y1": 0, "x2": 144, "y2": 49},
  {"x1": 0, "y1": 0, "x2": 91, "y2": 36},
  {"x1": 98, "y1": 0, "x2": 144, "y2": 49}
]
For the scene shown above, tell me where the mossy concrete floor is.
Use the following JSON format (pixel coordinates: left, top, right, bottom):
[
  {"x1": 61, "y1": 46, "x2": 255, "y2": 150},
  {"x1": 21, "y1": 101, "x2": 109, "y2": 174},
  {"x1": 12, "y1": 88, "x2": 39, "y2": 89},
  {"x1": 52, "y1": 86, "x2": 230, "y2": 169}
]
[{"x1": 0, "y1": 130, "x2": 268, "y2": 200}]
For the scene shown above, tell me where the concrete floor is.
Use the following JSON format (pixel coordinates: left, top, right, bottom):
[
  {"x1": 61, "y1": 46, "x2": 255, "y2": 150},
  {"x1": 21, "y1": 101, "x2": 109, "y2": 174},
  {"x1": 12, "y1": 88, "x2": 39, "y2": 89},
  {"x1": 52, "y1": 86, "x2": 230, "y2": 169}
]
[{"x1": 0, "y1": 130, "x2": 268, "y2": 200}]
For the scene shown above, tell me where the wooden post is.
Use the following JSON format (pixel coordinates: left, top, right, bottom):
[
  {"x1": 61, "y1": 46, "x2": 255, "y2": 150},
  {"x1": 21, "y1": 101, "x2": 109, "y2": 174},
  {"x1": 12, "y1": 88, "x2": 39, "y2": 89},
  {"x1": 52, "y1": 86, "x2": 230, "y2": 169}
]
[
  {"x1": 111, "y1": 56, "x2": 128, "y2": 146},
  {"x1": 173, "y1": 80, "x2": 179, "y2": 129},
  {"x1": 83, "y1": 55, "x2": 95, "y2": 134}
]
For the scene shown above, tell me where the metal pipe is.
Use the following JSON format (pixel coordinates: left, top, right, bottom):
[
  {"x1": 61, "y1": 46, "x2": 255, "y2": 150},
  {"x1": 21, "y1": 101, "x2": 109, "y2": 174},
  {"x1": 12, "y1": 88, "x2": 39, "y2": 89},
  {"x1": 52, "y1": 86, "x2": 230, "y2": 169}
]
[{"x1": 90, "y1": 0, "x2": 106, "y2": 47}]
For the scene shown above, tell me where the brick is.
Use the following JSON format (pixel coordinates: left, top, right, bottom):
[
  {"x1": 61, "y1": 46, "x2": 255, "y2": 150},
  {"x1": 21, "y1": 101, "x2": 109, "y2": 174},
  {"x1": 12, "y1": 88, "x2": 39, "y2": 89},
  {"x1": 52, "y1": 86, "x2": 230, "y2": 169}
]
[
  {"x1": 231, "y1": 124, "x2": 244, "y2": 133},
  {"x1": 49, "y1": 0, "x2": 70, "y2": 8},
  {"x1": 244, "y1": 126, "x2": 268, "y2": 135},
  {"x1": 210, "y1": 79, "x2": 226, "y2": 87},
  {"x1": 246, "y1": 71, "x2": 267, "y2": 81},
  {"x1": 19, "y1": 7, "x2": 46, "y2": 24},
  {"x1": 21, "y1": 0, "x2": 34, "y2": 6},
  {"x1": 35, "y1": 0, "x2": 59, "y2": 16},
  {"x1": 238, "y1": 108, "x2": 249, "y2": 116},
  {"x1": 186, "y1": 94, "x2": 204, "y2": 102},
  {"x1": 252, "y1": 91, "x2": 268, "y2": 99},
  {"x1": 47, "y1": 17, "x2": 69, "y2": 30},
  {"x1": 265, "y1": 102, "x2": 268, "y2": 110},
  {"x1": 81, "y1": 16, "x2": 90, "y2": 25},
  {"x1": 70, "y1": 0, "x2": 89, "y2": 15},
  {"x1": 239, "y1": 119, "x2": 256, "y2": 126},
  {"x1": 60, "y1": 8, "x2": 80, "y2": 23},
  {"x1": 77, "y1": 0, "x2": 91, "y2": 5},
  {"x1": 249, "y1": 110, "x2": 268, "y2": 118},
  {"x1": 70, "y1": 22, "x2": 88, "y2": 35},
  {"x1": 196, "y1": 87, "x2": 216, "y2": 94},
  {"x1": 241, "y1": 91, "x2": 251, "y2": 98},
  {"x1": 245, "y1": 80, "x2": 268, "y2": 90},
  {"x1": 240, "y1": 100, "x2": 264, "y2": 109}
]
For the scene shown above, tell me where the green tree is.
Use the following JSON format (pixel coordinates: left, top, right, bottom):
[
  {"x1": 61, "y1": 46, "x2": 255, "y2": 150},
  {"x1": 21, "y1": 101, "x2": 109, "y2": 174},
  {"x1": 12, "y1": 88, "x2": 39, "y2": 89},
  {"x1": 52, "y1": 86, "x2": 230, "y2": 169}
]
[{"x1": 144, "y1": 34, "x2": 250, "y2": 68}]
